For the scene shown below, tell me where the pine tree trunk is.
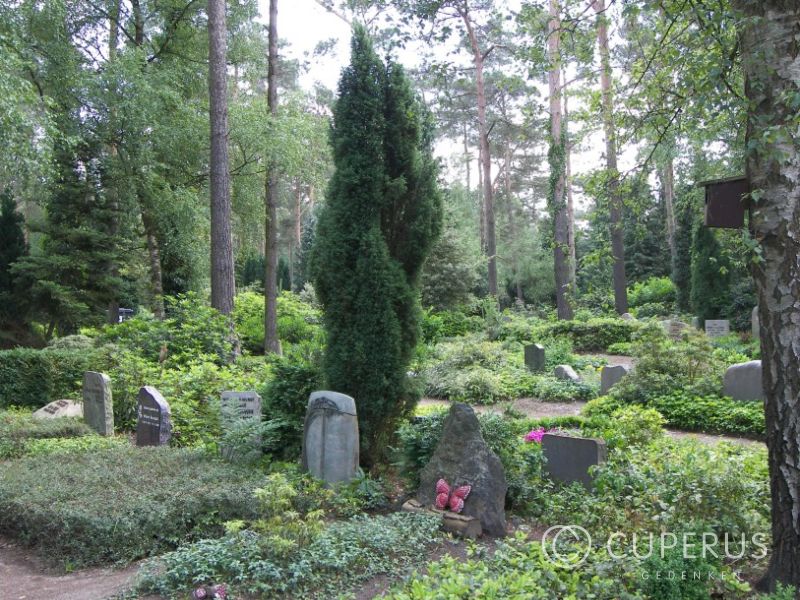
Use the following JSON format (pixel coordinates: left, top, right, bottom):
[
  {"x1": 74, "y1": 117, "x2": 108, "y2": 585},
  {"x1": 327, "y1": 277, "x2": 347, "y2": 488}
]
[
  {"x1": 564, "y1": 80, "x2": 577, "y2": 291},
  {"x1": 463, "y1": 122, "x2": 471, "y2": 191},
  {"x1": 461, "y1": 8, "x2": 497, "y2": 297},
  {"x1": 141, "y1": 209, "x2": 165, "y2": 320},
  {"x1": 263, "y1": 0, "x2": 280, "y2": 354},
  {"x1": 594, "y1": 0, "x2": 627, "y2": 314},
  {"x1": 663, "y1": 157, "x2": 676, "y2": 263},
  {"x1": 208, "y1": 0, "x2": 235, "y2": 316},
  {"x1": 504, "y1": 143, "x2": 523, "y2": 304},
  {"x1": 549, "y1": 0, "x2": 573, "y2": 320},
  {"x1": 106, "y1": 0, "x2": 120, "y2": 325},
  {"x1": 735, "y1": 1, "x2": 800, "y2": 591}
]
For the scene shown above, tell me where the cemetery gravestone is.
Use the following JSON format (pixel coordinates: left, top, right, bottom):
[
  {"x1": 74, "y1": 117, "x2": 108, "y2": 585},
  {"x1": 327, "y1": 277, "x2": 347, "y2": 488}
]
[
  {"x1": 553, "y1": 364, "x2": 580, "y2": 383},
  {"x1": 661, "y1": 319, "x2": 688, "y2": 339},
  {"x1": 723, "y1": 360, "x2": 764, "y2": 401},
  {"x1": 83, "y1": 371, "x2": 113, "y2": 436},
  {"x1": 705, "y1": 319, "x2": 730, "y2": 338},
  {"x1": 542, "y1": 433, "x2": 607, "y2": 489},
  {"x1": 302, "y1": 391, "x2": 359, "y2": 485},
  {"x1": 220, "y1": 391, "x2": 262, "y2": 459},
  {"x1": 524, "y1": 344, "x2": 545, "y2": 372},
  {"x1": 620, "y1": 313, "x2": 635, "y2": 321},
  {"x1": 136, "y1": 386, "x2": 171, "y2": 446},
  {"x1": 33, "y1": 399, "x2": 82, "y2": 419},
  {"x1": 417, "y1": 403, "x2": 507, "y2": 537},
  {"x1": 600, "y1": 364, "x2": 630, "y2": 395}
]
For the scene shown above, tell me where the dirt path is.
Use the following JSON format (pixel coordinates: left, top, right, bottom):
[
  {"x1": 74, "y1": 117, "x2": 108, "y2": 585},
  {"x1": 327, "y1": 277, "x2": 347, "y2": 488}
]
[{"x1": 0, "y1": 536, "x2": 151, "y2": 600}]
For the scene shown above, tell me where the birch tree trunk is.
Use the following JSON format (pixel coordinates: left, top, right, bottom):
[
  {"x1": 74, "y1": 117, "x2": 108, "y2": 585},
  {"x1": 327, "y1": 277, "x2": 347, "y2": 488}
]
[
  {"x1": 208, "y1": 0, "x2": 236, "y2": 315},
  {"x1": 735, "y1": 0, "x2": 800, "y2": 591},
  {"x1": 264, "y1": 0, "x2": 280, "y2": 354},
  {"x1": 549, "y1": 0, "x2": 573, "y2": 320},
  {"x1": 594, "y1": 0, "x2": 627, "y2": 314}
]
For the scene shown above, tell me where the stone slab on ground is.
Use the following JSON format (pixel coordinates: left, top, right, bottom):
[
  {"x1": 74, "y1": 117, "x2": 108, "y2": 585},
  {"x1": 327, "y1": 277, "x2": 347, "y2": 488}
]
[{"x1": 32, "y1": 399, "x2": 82, "y2": 420}]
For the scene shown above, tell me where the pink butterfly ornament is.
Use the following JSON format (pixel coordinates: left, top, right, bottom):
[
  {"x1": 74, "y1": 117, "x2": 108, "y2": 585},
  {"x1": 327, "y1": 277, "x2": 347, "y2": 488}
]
[{"x1": 434, "y1": 478, "x2": 471, "y2": 513}]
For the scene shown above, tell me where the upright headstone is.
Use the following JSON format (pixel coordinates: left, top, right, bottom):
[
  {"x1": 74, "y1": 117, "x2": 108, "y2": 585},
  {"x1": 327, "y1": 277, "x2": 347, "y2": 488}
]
[
  {"x1": 723, "y1": 360, "x2": 764, "y2": 401},
  {"x1": 302, "y1": 391, "x2": 359, "y2": 485},
  {"x1": 553, "y1": 364, "x2": 580, "y2": 383},
  {"x1": 220, "y1": 391, "x2": 262, "y2": 459},
  {"x1": 417, "y1": 403, "x2": 507, "y2": 537},
  {"x1": 33, "y1": 399, "x2": 83, "y2": 420},
  {"x1": 542, "y1": 433, "x2": 607, "y2": 489},
  {"x1": 751, "y1": 306, "x2": 759, "y2": 339},
  {"x1": 136, "y1": 386, "x2": 171, "y2": 447},
  {"x1": 83, "y1": 371, "x2": 113, "y2": 436},
  {"x1": 600, "y1": 364, "x2": 630, "y2": 395},
  {"x1": 524, "y1": 344, "x2": 545, "y2": 372},
  {"x1": 661, "y1": 319, "x2": 688, "y2": 340},
  {"x1": 705, "y1": 319, "x2": 730, "y2": 338}
]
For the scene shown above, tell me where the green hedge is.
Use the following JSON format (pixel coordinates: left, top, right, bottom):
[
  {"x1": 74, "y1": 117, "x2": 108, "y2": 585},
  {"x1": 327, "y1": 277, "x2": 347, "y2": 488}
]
[
  {"x1": 0, "y1": 347, "x2": 108, "y2": 409},
  {"x1": 531, "y1": 318, "x2": 639, "y2": 352},
  {"x1": 0, "y1": 445, "x2": 263, "y2": 567}
]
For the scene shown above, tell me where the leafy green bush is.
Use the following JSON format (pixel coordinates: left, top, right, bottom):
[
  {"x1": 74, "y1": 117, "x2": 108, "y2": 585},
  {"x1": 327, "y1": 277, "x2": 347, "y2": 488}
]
[
  {"x1": 631, "y1": 301, "x2": 672, "y2": 318},
  {"x1": 0, "y1": 446, "x2": 263, "y2": 567},
  {"x1": 233, "y1": 291, "x2": 324, "y2": 354},
  {"x1": 420, "y1": 307, "x2": 483, "y2": 343},
  {"x1": 0, "y1": 409, "x2": 94, "y2": 458},
  {"x1": 582, "y1": 404, "x2": 665, "y2": 449},
  {"x1": 606, "y1": 341, "x2": 633, "y2": 355},
  {"x1": 139, "y1": 512, "x2": 441, "y2": 598},
  {"x1": 650, "y1": 391, "x2": 765, "y2": 438},
  {"x1": 530, "y1": 318, "x2": 639, "y2": 352},
  {"x1": 628, "y1": 276, "x2": 676, "y2": 307},
  {"x1": 0, "y1": 347, "x2": 109, "y2": 409}
]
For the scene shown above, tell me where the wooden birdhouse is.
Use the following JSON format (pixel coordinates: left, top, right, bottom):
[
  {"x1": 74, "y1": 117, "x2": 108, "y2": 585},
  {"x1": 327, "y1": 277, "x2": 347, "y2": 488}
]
[{"x1": 698, "y1": 176, "x2": 749, "y2": 229}]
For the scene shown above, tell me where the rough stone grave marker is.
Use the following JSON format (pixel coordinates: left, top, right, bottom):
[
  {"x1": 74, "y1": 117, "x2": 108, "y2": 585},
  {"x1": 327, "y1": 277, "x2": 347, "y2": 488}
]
[
  {"x1": 220, "y1": 391, "x2": 262, "y2": 459},
  {"x1": 417, "y1": 403, "x2": 507, "y2": 537},
  {"x1": 83, "y1": 371, "x2": 113, "y2": 436},
  {"x1": 33, "y1": 399, "x2": 82, "y2": 419},
  {"x1": 524, "y1": 344, "x2": 545, "y2": 372},
  {"x1": 136, "y1": 386, "x2": 171, "y2": 446},
  {"x1": 554, "y1": 364, "x2": 580, "y2": 383},
  {"x1": 302, "y1": 391, "x2": 359, "y2": 485},
  {"x1": 542, "y1": 433, "x2": 607, "y2": 489},
  {"x1": 661, "y1": 319, "x2": 688, "y2": 340},
  {"x1": 705, "y1": 319, "x2": 730, "y2": 338},
  {"x1": 600, "y1": 364, "x2": 630, "y2": 395},
  {"x1": 723, "y1": 360, "x2": 764, "y2": 401}
]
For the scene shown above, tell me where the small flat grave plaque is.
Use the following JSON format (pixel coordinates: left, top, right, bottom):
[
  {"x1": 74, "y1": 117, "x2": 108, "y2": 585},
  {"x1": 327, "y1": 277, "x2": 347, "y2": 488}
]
[
  {"x1": 33, "y1": 399, "x2": 82, "y2": 419},
  {"x1": 136, "y1": 386, "x2": 171, "y2": 446}
]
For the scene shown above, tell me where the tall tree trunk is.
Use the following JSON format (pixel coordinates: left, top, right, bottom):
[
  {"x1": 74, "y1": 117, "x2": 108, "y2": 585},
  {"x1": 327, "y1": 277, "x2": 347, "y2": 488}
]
[
  {"x1": 735, "y1": 1, "x2": 800, "y2": 591},
  {"x1": 478, "y1": 142, "x2": 485, "y2": 252},
  {"x1": 264, "y1": 0, "x2": 280, "y2": 354},
  {"x1": 463, "y1": 122, "x2": 471, "y2": 191},
  {"x1": 594, "y1": 0, "x2": 627, "y2": 314},
  {"x1": 141, "y1": 209, "x2": 165, "y2": 320},
  {"x1": 548, "y1": 0, "x2": 573, "y2": 320},
  {"x1": 461, "y1": 8, "x2": 497, "y2": 297},
  {"x1": 563, "y1": 79, "x2": 577, "y2": 291},
  {"x1": 504, "y1": 142, "x2": 523, "y2": 303},
  {"x1": 106, "y1": 0, "x2": 121, "y2": 325},
  {"x1": 662, "y1": 157, "x2": 676, "y2": 263},
  {"x1": 208, "y1": 0, "x2": 235, "y2": 315}
]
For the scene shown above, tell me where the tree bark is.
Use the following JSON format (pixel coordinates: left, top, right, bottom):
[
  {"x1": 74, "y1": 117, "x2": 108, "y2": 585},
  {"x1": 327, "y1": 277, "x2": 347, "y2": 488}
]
[
  {"x1": 264, "y1": 0, "x2": 280, "y2": 354},
  {"x1": 208, "y1": 0, "x2": 236, "y2": 315},
  {"x1": 106, "y1": 0, "x2": 120, "y2": 325},
  {"x1": 594, "y1": 0, "x2": 627, "y2": 314},
  {"x1": 563, "y1": 79, "x2": 577, "y2": 291},
  {"x1": 141, "y1": 209, "x2": 165, "y2": 320},
  {"x1": 463, "y1": 122, "x2": 471, "y2": 191},
  {"x1": 735, "y1": 0, "x2": 800, "y2": 592},
  {"x1": 504, "y1": 142, "x2": 523, "y2": 303},
  {"x1": 460, "y1": 7, "x2": 497, "y2": 297},
  {"x1": 662, "y1": 157, "x2": 676, "y2": 264},
  {"x1": 549, "y1": 0, "x2": 573, "y2": 320}
]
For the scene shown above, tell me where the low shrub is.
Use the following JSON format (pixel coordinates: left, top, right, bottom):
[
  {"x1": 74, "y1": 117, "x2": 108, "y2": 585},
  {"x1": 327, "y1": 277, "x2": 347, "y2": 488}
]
[
  {"x1": 606, "y1": 341, "x2": 633, "y2": 355},
  {"x1": 0, "y1": 409, "x2": 94, "y2": 458},
  {"x1": 421, "y1": 307, "x2": 483, "y2": 343},
  {"x1": 234, "y1": 290, "x2": 324, "y2": 354},
  {"x1": 531, "y1": 318, "x2": 639, "y2": 352},
  {"x1": 0, "y1": 347, "x2": 109, "y2": 409},
  {"x1": 650, "y1": 391, "x2": 765, "y2": 438},
  {"x1": 139, "y1": 512, "x2": 441, "y2": 598},
  {"x1": 0, "y1": 446, "x2": 264, "y2": 567},
  {"x1": 628, "y1": 276, "x2": 676, "y2": 307}
]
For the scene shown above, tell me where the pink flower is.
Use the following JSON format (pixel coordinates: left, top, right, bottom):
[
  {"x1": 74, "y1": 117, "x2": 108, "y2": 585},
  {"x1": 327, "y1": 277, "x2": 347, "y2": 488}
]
[
  {"x1": 193, "y1": 588, "x2": 208, "y2": 600},
  {"x1": 524, "y1": 427, "x2": 552, "y2": 443}
]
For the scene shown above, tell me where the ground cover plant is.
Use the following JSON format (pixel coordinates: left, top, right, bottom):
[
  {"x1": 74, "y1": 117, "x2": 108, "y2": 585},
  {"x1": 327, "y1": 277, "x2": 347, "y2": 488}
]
[
  {"x1": 0, "y1": 408, "x2": 94, "y2": 459},
  {"x1": 0, "y1": 445, "x2": 265, "y2": 568}
]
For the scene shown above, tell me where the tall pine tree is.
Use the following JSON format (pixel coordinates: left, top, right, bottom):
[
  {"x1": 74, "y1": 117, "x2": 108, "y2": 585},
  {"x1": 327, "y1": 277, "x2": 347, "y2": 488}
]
[
  {"x1": 0, "y1": 189, "x2": 28, "y2": 326},
  {"x1": 312, "y1": 26, "x2": 442, "y2": 464}
]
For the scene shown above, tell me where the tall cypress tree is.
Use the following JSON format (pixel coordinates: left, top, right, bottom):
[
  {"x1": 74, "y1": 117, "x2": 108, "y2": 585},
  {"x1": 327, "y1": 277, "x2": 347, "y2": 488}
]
[
  {"x1": 673, "y1": 197, "x2": 694, "y2": 312},
  {"x1": 690, "y1": 223, "x2": 730, "y2": 327},
  {"x1": 312, "y1": 27, "x2": 442, "y2": 464},
  {"x1": 0, "y1": 189, "x2": 28, "y2": 325}
]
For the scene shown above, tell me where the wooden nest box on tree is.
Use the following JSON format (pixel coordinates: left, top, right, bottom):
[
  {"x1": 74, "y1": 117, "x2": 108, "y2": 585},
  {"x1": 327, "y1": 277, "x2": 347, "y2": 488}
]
[{"x1": 698, "y1": 175, "x2": 749, "y2": 229}]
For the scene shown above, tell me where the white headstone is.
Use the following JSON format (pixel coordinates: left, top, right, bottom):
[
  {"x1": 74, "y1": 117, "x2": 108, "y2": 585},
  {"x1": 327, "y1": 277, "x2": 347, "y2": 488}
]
[
  {"x1": 33, "y1": 399, "x2": 83, "y2": 420},
  {"x1": 705, "y1": 319, "x2": 730, "y2": 338}
]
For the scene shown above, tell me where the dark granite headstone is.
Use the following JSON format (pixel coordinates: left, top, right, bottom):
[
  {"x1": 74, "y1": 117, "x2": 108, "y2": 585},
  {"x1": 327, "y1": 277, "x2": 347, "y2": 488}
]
[
  {"x1": 136, "y1": 386, "x2": 171, "y2": 446},
  {"x1": 600, "y1": 364, "x2": 629, "y2": 395},
  {"x1": 524, "y1": 344, "x2": 545, "y2": 372},
  {"x1": 542, "y1": 433, "x2": 607, "y2": 489}
]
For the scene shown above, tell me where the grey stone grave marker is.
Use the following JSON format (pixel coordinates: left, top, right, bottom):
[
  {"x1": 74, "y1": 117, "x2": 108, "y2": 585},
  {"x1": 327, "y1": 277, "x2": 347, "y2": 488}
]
[
  {"x1": 33, "y1": 399, "x2": 82, "y2": 420},
  {"x1": 136, "y1": 386, "x2": 171, "y2": 446},
  {"x1": 524, "y1": 344, "x2": 545, "y2": 372},
  {"x1": 553, "y1": 364, "x2": 580, "y2": 383},
  {"x1": 723, "y1": 360, "x2": 764, "y2": 402},
  {"x1": 661, "y1": 319, "x2": 688, "y2": 340},
  {"x1": 83, "y1": 371, "x2": 113, "y2": 436},
  {"x1": 705, "y1": 319, "x2": 730, "y2": 338},
  {"x1": 542, "y1": 433, "x2": 607, "y2": 489},
  {"x1": 600, "y1": 364, "x2": 630, "y2": 395},
  {"x1": 302, "y1": 391, "x2": 359, "y2": 485}
]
